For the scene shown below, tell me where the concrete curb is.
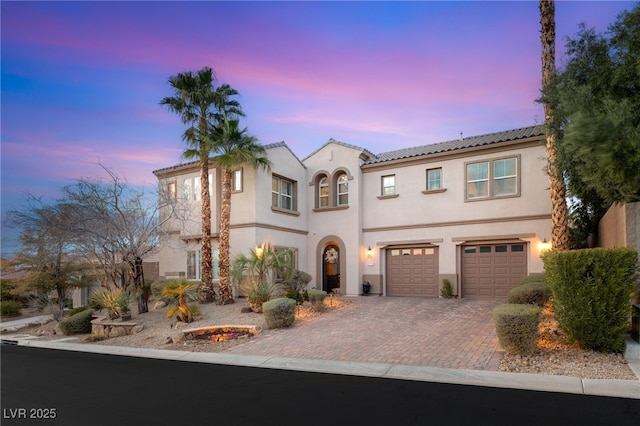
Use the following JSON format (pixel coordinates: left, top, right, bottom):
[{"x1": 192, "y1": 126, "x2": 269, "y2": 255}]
[{"x1": 4, "y1": 337, "x2": 638, "y2": 400}]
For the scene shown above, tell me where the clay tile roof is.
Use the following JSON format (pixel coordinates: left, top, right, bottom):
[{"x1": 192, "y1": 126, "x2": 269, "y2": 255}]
[{"x1": 365, "y1": 124, "x2": 545, "y2": 164}]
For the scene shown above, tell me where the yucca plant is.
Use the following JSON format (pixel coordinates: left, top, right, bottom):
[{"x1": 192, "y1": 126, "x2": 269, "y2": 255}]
[
  {"x1": 162, "y1": 279, "x2": 200, "y2": 323},
  {"x1": 90, "y1": 289, "x2": 131, "y2": 319}
]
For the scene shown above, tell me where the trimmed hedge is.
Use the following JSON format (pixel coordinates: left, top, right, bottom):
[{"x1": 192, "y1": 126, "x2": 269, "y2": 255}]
[
  {"x1": 519, "y1": 273, "x2": 545, "y2": 285},
  {"x1": 263, "y1": 298, "x2": 296, "y2": 329},
  {"x1": 493, "y1": 304, "x2": 540, "y2": 355},
  {"x1": 307, "y1": 289, "x2": 327, "y2": 311},
  {"x1": 508, "y1": 282, "x2": 549, "y2": 307},
  {"x1": 542, "y1": 248, "x2": 638, "y2": 353},
  {"x1": 59, "y1": 309, "x2": 94, "y2": 336}
]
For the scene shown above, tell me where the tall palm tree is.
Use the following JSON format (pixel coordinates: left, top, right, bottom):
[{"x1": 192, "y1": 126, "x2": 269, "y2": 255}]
[
  {"x1": 540, "y1": 0, "x2": 569, "y2": 251},
  {"x1": 160, "y1": 67, "x2": 243, "y2": 303},
  {"x1": 211, "y1": 118, "x2": 272, "y2": 304}
]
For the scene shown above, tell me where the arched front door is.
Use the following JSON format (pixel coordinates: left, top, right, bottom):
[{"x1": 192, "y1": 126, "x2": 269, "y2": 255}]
[{"x1": 323, "y1": 244, "x2": 340, "y2": 293}]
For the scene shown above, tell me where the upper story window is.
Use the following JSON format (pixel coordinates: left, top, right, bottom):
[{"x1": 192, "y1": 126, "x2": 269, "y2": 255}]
[
  {"x1": 272, "y1": 175, "x2": 296, "y2": 211},
  {"x1": 319, "y1": 177, "x2": 329, "y2": 207},
  {"x1": 337, "y1": 174, "x2": 348, "y2": 206},
  {"x1": 183, "y1": 177, "x2": 201, "y2": 202},
  {"x1": 426, "y1": 168, "x2": 442, "y2": 191},
  {"x1": 381, "y1": 174, "x2": 396, "y2": 196},
  {"x1": 466, "y1": 156, "x2": 519, "y2": 200},
  {"x1": 167, "y1": 181, "x2": 177, "y2": 200},
  {"x1": 232, "y1": 169, "x2": 243, "y2": 192}
]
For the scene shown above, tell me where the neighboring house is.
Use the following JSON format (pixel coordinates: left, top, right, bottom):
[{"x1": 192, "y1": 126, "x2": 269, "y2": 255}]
[{"x1": 153, "y1": 125, "x2": 552, "y2": 298}]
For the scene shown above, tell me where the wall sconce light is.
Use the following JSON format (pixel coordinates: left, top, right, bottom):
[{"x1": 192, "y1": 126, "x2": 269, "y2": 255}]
[
  {"x1": 255, "y1": 244, "x2": 264, "y2": 259},
  {"x1": 366, "y1": 246, "x2": 374, "y2": 266},
  {"x1": 539, "y1": 238, "x2": 552, "y2": 252}
]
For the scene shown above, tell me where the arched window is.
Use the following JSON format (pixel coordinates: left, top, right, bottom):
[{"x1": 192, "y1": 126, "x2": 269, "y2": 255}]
[
  {"x1": 319, "y1": 177, "x2": 329, "y2": 207},
  {"x1": 337, "y1": 174, "x2": 348, "y2": 206}
]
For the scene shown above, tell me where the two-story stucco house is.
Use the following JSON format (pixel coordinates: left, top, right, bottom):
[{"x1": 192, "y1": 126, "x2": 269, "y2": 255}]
[{"x1": 153, "y1": 124, "x2": 552, "y2": 298}]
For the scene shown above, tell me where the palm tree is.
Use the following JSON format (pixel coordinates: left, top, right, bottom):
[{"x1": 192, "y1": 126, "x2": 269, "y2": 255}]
[
  {"x1": 211, "y1": 118, "x2": 272, "y2": 304},
  {"x1": 160, "y1": 67, "x2": 243, "y2": 303},
  {"x1": 540, "y1": 0, "x2": 569, "y2": 251}
]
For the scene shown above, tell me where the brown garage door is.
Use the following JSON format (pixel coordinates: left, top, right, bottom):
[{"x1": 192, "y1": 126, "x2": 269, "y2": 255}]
[
  {"x1": 386, "y1": 247, "x2": 439, "y2": 296},
  {"x1": 462, "y1": 243, "x2": 527, "y2": 297}
]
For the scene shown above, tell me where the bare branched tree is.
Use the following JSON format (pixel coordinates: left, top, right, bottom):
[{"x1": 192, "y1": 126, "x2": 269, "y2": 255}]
[{"x1": 63, "y1": 165, "x2": 172, "y2": 314}]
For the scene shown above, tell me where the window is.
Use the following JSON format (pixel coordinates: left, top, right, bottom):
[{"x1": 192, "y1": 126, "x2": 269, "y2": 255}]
[
  {"x1": 186, "y1": 250, "x2": 200, "y2": 280},
  {"x1": 382, "y1": 175, "x2": 396, "y2": 196},
  {"x1": 167, "y1": 181, "x2": 177, "y2": 199},
  {"x1": 493, "y1": 158, "x2": 517, "y2": 196},
  {"x1": 272, "y1": 175, "x2": 295, "y2": 211},
  {"x1": 466, "y1": 162, "x2": 489, "y2": 199},
  {"x1": 187, "y1": 249, "x2": 219, "y2": 280},
  {"x1": 337, "y1": 174, "x2": 348, "y2": 205},
  {"x1": 183, "y1": 177, "x2": 201, "y2": 202},
  {"x1": 183, "y1": 178, "x2": 192, "y2": 202},
  {"x1": 466, "y1": 156, "x2": 519, "y2": 200},
  {"x1": 193, "y1": 177, "x2": 201, "y2": 201},
  {"x1": 232, "y1": 169, "x2": 243, "y2": 192},
  {"x1": 427, "y1": 168, "x2": 442, "y2": 191},
  {"x1": 319, "y1": 177, "x2": 329, "y2": 207}
]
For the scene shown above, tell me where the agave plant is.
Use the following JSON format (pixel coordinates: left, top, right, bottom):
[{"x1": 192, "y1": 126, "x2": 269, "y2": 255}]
[{"x1": 162, "y1": 279, "x2": 200, "y2": 323}]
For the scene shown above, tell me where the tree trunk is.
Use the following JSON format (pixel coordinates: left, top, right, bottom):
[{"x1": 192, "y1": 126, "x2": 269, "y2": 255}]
[
  {"x1": 218, "y1": 168, "x2": 234, "y2": 305},
  {"x1": 540, "y1": 0, "x2": 569, "y2": 251},
  {"x1": 199, "y1": 160, "x2": 217, "y2": 303},
  {"x1": 134, "y1": 257, "x2": 148, "y2": 314}
]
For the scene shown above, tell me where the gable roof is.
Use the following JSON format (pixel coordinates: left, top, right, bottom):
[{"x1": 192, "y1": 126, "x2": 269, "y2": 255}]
[
  {"x1": 364, "y1": 125, "x2": 545, "y2": 165},
  {"x1": 264, "y1": 141, "x2": 306, "y2": 168},
  {"x1": 301, "y1": 138, "x2": 376, "y2": 163}
]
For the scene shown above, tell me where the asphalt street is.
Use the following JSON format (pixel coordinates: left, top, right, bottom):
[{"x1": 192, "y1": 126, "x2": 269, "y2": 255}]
[{"x1": 2, "y1": 345, "x2": 639, "y2": 425}]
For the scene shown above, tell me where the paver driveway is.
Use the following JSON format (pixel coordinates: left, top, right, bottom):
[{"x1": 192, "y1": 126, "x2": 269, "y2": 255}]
[{"x1": 225, "y1": 296, "x2": 505, "y2": 370}]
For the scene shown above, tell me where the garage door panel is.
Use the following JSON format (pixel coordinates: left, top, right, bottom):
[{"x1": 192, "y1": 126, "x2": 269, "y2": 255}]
[
  {"x1": 462, "y1": 243, "x2": 527, "y2": 298},
  {"x1": 387, "y1": 247, "x2": 439, "y2": 297}
]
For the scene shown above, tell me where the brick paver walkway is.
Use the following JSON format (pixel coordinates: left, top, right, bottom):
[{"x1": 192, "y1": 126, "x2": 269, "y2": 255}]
[{"x1": 225, "y1": 296, "x2": 505, "y2": 370}]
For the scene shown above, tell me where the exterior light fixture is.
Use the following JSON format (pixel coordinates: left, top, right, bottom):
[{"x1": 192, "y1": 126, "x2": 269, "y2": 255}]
[
  {"x1": 366, "y1": 246, "x2": 374, "y2": 266},
  {"x1": 255, "y1": 244, "x2": 264, "y2": 259},
  {"x1": 539, "y1": 238, "x2": 552, "y2": 252}
]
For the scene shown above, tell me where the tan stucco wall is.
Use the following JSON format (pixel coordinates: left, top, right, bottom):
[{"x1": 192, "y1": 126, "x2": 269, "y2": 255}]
[{"x1": 599, "y1": 203, "x2": 628, "y2": 248}]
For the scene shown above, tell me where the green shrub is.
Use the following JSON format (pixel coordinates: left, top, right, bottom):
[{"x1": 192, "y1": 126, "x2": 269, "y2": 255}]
[
  {"x1": 543, "y1": 248, "x2": 638, "y2": 353},
  {"x1": 67, "y1": 305, "x2": 91, "y2": 316},
  {"x1": 519, "y1": 273, "x2": 545, "y2": 285},
  {"x1": 508, "y1": 282, "x2": 549, "y2": 307},
  {"x1": 440, "y1": 279, "x2": 453, "y2": 298},
  {"x1": 285, "y1": 289, "x2": 304, "y2": 305},
  {"x1": 59, "y1": 309, "x2": 94, "y2": 335},
  {"x1": 307, "y1": 289, "x2": 327, "y2": 311},
  {"x1": 263, "y1": 298, "x2": 296, "y2": 329},
  {"x1": 1, "y1": 300, "x2": 22, "y2": 317},
  {"x1": 493, "y1": 304, "x2": 540, "y2": 355}
]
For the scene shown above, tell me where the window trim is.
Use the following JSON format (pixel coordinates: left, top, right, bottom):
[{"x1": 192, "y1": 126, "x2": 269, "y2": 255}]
[
  {"x1": 318, "y1": 176, "x2": 329, "y2": 208},
  {"x1": 232, "y1": 168, "x2": 243, "y2": 193},
  {"x1": 465, "y1": 155, "x2": 520, "y2": 201},
  {"x1": 381, "y1": 174, "x2": 396, "y2": 197},
  {"x1": 271, "y1": 174, "x2": 298, "y2": 213}
]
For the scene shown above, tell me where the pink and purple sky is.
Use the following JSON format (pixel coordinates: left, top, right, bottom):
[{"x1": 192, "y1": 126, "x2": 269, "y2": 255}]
[{"x1": 1, "y1": 1, "x2": 635, "y2": 256}]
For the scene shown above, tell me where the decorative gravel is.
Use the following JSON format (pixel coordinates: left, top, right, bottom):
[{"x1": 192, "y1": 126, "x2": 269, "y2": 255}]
[{"x1": 498, "y1": 304, "x2": 638, "y2": 380}]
